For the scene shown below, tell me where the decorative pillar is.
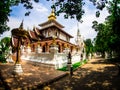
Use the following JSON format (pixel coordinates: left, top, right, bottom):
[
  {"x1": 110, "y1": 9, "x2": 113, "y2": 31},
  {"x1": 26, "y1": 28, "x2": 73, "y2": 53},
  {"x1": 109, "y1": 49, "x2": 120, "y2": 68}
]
[
  {"x1": 37, "y1": 45, "x2": 42, "y2": 53},
  {"x1": 11, "y1": 20, "x2": 29, "y2": 75},
  {"x1": 27, "y1": 43, "x2": 31, "y2": 53},
  {"x1": 58, "y1": 43, "x2": 62, "y2": 53},
  {"x1": 40, "y1": 43, "x2": 44, "y2": 52},
  {"x1": 13, "y1": 37, "x2": 23, "y2": 74},
  {"x1": 50, "y1": 44, "x2": 58, "y2": 69},
  {"x1": 72, "y1": 46, "x2": 76, "y2": 54},
  {"x1": 60, "y1": 44, "x2": 62, "y2": 53},
  {"x1": 21, "y1": 45, "x2": 25, "y2": 58},
  {"x1": 83, "y1": 48, "x2": 86, "y2": 60},
  {"x1": 46, "y1": 43, "x2": 50, "y2": 53},
  {"x1": 50, "y1": 44, "x2": 58, "y2": 53},
  {"x1": 67, "y1": 52, "x2": 73, "y2": 76}
]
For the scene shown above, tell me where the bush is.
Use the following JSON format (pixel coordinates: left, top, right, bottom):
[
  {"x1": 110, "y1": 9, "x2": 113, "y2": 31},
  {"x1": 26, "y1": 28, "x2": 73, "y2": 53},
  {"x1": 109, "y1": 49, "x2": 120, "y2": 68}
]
[
  {"x1": 83, "y1": 59, "x2": 87, "y2": 64},
  {"x1": 0, "y1": 55, "x2": 7, "y2": 63},
  {"x1": 58, "y1": 66, "x2": 67, "y2": 71},
  {"x1": 58, "y1": 60, "x2": 88, "y2": 71},
  {"x1": 72, "y1": 62, "x2": 82, "y2": 70}
]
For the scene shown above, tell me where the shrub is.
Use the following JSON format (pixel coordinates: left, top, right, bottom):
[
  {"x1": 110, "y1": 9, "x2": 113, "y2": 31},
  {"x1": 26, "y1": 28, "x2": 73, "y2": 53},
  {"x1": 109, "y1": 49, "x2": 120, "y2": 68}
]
[{"x1": 0, "y1": 55, "x2": 7, "y2": 63}]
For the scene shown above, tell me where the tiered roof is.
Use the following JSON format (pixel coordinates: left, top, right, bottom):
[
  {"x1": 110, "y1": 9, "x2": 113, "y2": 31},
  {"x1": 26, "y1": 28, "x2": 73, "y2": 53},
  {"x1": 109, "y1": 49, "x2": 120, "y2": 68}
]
[{"x1": 38, "y1": 8, "x2": 73, "y2": 38}]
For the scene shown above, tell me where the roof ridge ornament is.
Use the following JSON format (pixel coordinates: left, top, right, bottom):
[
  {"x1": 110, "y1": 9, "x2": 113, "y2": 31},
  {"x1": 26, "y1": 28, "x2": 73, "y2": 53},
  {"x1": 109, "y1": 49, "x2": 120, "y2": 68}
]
[{"x1": 48, "y1": 0, "x2": 56, "y2": 20}]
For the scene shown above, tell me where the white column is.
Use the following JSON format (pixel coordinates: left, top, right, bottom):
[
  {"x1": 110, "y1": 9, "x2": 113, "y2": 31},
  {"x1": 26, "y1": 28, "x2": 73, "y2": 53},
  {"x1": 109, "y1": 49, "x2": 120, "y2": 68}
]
[{"x1": 27, "y1": 45, "x2": 31, "y2": 53}]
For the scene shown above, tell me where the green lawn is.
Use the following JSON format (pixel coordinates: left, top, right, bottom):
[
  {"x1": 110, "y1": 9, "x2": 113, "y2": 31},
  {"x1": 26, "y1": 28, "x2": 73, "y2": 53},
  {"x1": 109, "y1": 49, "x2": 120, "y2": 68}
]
[{"x1": 58, "y1": 59, "x2": 88, "y2": 71}]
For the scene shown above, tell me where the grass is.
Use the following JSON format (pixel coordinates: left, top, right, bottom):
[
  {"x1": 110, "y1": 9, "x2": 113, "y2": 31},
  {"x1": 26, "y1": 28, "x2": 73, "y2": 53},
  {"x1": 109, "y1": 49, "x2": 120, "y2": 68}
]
[
  {"x1": 58, "y1": 66, "x2": 67, "y2": 71},
  {"x1": 58, "y1": 59, "x2": 88, "y2": 71},
  {"x1": 72, "y1": 62, "x2": 82, "y2": 70}
]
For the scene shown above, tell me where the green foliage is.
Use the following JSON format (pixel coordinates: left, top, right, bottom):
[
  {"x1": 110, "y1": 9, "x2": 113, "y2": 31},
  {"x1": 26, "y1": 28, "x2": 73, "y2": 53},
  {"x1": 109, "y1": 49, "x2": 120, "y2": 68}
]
[
  {"x1": 0, "y1": 37, "x2": 11, "y2": 63},
  {"x1": 0, "y1": 0, "x2": 11, "y2": 35},
  {"x1": 53, "y1": 0, "x2": 108, "y2": 21},
  {"x1": 53, "y1": 0, "x2": 85, "y2": 21},
  {"x1": 58, "y1": 59, "x2": 88, "y2": 71},
  {"x1": 84, "y1": 39, "x2": 94, "y2": 57},
  {"x1": 0, "y1": 55, "x2": 6, "y2": 63},
  {"x1": 0, "y1": 0, "x2": 111, "y2": 35},
  {"x1": 58, "y1": 66, "x2": 67, "y2": 71},
  {"x1": 0, "y1": 0, "x2": 39, "y2": 35},
  {"x1": 72, "y1": 62, "x2": 82, "y2": 70},
  {"x1": 93, "y1": 0, "x2": 120, "y2": 56}
]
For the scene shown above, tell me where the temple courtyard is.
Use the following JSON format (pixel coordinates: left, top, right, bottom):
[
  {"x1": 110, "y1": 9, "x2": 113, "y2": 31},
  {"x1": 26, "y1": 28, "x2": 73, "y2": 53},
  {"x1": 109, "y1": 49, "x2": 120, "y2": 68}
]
[{"x1": 0, "y1": 57, "x2": 120, "y2": 90}]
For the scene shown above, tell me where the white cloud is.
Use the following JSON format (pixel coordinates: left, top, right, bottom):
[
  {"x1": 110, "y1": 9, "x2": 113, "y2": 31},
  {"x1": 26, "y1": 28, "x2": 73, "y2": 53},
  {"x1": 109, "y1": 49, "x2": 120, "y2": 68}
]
[
  {"x1": 8, "y1": 2, "x2": 48, "y2": 29},
  {"x1": 33, "y1": 2, "x2": 48, "y2": 13}
]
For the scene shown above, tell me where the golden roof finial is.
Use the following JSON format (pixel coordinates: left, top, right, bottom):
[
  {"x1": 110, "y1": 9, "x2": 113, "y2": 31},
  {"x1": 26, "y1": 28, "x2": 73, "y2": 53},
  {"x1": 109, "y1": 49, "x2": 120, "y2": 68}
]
[{"x1": 48, "y1": 0, "x2": 56, "y2": 20}]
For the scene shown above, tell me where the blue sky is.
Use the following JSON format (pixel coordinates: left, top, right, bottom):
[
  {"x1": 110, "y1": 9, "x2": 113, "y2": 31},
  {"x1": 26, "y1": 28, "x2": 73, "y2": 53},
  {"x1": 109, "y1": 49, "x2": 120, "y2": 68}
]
[{"x1": 1, "y1": 0, "x2": 109, "y2": 43}]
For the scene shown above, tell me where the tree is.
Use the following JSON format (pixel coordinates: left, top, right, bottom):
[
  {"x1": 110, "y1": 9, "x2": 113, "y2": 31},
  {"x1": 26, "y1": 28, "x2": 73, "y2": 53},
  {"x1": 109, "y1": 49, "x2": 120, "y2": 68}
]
[
  {"x1": 93, "y1": 22, "x2": 111, "y2": 57},
  {"x1": 84, "y1": 39, "x2": 94, "y2": 58},
  {"x1": 0, "y1": 0, "x2": 11, "y2": 35},
  {"x1": 0, "y1": 0, "x2": 39, "y2": 35},
  {"x1": 107, "y1": 0, "x2": 120, "y2": 54},
  {"x1": 0, "y1": 37, "x2": 11, "y2": 63},
  {"x1": 92, "y1": 0, "x2": 120, "y2": 57},
  {"x1": 52, "y1": 0, "x2": 109, "y2": 21},
  {"x1": 0, "y1": 0, "x2": 110, "y2": 35}
]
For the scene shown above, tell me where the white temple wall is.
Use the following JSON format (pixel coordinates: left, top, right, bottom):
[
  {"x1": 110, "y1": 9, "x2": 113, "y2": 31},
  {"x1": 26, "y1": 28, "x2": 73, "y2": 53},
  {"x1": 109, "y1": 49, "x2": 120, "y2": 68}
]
[
  {"x1": 71, "y1": 54, "x2": 81, "y2": 64},
  {"x1": 21, "y1": 52, "x2": 68, "y2": 69},
  {"x1": 21, "y1": 51, "x2": 82, "y2": 69},
  {"x1": 21, "y1": 45, "x2": 85, "y2": 69}
]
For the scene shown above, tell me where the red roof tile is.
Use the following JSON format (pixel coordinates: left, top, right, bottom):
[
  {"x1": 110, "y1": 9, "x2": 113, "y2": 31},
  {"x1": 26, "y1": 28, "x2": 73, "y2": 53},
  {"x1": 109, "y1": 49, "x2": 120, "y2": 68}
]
[{"x1": 28, "y1": 30, "x2": 38, "y2": 40}]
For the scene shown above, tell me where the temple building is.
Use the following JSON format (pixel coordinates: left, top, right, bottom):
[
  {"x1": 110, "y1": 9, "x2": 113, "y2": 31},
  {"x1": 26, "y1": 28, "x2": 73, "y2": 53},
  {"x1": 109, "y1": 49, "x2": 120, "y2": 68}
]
[
  {"x1": 11, "y1": 8, "x2": 86, "y2": 69},
  {"x1": 25, "y1": 9, "x2": 77, "y2": 53}
]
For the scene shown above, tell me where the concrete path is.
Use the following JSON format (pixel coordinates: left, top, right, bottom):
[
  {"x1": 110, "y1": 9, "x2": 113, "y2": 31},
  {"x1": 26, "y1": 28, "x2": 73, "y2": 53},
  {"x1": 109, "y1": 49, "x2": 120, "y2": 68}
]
[
  {"x1": 42, "y1": 58, "x2": 120, "y2": 90},
  {"x1": 0, "y1": 60, "x2": 67, "y2": 90},
  {"x1": 1, "y1": 58, "x2": 120, "y2": 90}
]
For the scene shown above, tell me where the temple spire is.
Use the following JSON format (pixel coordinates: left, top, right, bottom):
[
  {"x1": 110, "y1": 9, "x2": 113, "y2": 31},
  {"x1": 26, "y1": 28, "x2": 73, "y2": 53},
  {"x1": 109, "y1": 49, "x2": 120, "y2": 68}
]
[
  {"x1": 48, "y1": 0, "x2": 56, "y2": 20},
  {"x1": 19, "y1": 20, "x2": 24, "y2": 30},
  {"x1": 75, "y1": 22, "x2": 82, "y2": 45},
  {"x1": 77, "y1": 22, "x2": 81, "y2": 37}
]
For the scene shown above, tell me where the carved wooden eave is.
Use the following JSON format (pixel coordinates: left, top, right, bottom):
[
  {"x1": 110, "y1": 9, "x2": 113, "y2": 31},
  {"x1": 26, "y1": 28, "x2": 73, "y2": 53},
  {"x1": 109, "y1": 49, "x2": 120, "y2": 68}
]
[
  {"x1": 33, "y1": 27, "x2": 45, "y2": 39},
  {"x1": 33, "y1": 27, "x2": 40, "y2": 35},
  {"x1": 28, "y1": 30, "x2": 39, "y2": 41}
]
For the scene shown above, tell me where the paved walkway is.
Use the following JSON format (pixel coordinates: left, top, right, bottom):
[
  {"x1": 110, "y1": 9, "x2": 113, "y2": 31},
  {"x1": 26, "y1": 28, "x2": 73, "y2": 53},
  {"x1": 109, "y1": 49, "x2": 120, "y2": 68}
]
[
  {"x1": 0, "y1": 60, "x2": 67, "y2": 90},
  {"x1": 0, "y1": 58, "x2": 120, "y2": 90},
  {"x1": 42, "y1": 58, "x2": 120, "y2": 90}
]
